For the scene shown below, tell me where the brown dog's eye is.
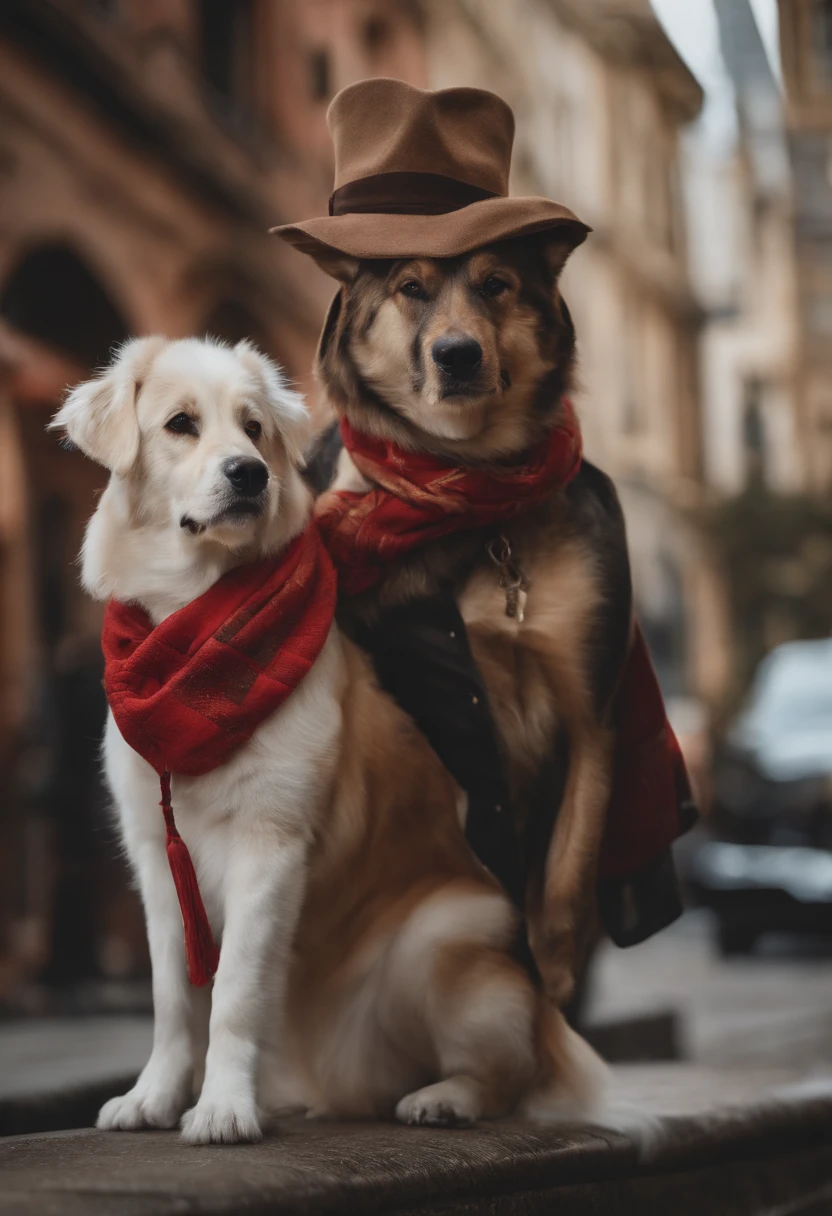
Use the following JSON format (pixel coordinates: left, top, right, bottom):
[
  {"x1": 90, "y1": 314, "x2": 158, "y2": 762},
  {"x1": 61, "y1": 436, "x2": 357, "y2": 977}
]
[
  {"x1": 482, "y1": 276, "x2": 509, "y2": 298},
  {"x1": 244, "y1": 420, "x2": 262, "y2": 441},
  {"x1": 399, "y1": 280, "x2": 426, "y2": 300},
  {"x1": 165, "y1": 413, "x2": 198, "y2": 436}
]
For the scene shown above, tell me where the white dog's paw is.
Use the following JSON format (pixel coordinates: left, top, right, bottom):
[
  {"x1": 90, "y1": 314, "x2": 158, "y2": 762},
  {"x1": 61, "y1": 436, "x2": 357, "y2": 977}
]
[
  {"x1": 97, "y1": 1083, "x2": 187, "y2": 1131},
  {"x1": 180, "y1": 1096, "x2": 262, "y2": 1144},
  {"x1": 396, "y1": 1079, "x2": 481, "y2": 1128}
]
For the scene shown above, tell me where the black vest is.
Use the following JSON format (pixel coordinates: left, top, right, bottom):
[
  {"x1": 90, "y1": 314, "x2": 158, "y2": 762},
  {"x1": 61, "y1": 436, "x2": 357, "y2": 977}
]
[{"x1": 352, "y1": 591, "x2": 687, "y2": 954}]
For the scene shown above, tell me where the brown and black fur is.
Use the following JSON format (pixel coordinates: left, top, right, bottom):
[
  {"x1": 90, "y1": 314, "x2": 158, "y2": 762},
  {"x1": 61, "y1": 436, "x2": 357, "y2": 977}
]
[{"x1": 307, "y1": 232, "x2": 633, "y2": 1006}]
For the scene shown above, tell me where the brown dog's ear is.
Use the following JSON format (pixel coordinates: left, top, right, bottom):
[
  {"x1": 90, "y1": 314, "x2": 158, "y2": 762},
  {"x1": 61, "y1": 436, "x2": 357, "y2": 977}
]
[
  {"x1": 49, "y1": 336, "x2": 165, "y2": 475},
  {"x1": 293, "y1": 238, "x2": 360, "y2": 284},
  {"x1": 540, "y1": 220, "x2": 590, "y2": 279},
  {"x1": 315, "y1": 290, "x2": 343, "y2": 369}
]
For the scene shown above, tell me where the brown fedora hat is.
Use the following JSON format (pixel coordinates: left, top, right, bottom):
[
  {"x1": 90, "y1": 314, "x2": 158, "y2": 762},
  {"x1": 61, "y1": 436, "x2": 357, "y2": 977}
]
[{"x1": 271, "y1": 78, "x2": 590, "y2": 268}]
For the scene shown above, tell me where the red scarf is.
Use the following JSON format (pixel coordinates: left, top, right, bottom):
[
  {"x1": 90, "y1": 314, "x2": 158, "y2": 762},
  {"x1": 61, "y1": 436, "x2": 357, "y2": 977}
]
[
  {"x1": 315, "y1": 408, "x2": 691, "y2": 882},
  {"x1": 102, "y1": 524, "x2": 337, "y2": 984},
  {"x1": 316, "y1": 402, "x2": 583, "y2": 596}
]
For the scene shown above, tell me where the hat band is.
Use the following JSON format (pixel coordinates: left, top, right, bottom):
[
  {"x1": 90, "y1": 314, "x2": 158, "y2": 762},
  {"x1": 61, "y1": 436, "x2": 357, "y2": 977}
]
[{"x1": 329, "y1": 171, "x2": 500, "y2": 217}]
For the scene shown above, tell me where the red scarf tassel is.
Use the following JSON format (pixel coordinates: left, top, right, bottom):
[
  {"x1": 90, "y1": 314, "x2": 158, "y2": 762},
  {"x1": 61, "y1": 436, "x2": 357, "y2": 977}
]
[{"x1": 159, "y1": 770, "x2": 220, "y2": 987}]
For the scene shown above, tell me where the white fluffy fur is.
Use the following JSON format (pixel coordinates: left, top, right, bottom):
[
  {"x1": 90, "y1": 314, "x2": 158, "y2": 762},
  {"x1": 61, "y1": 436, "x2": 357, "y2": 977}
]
[{"x1": 53, "y1": 337, "x2": 340, "y2": 1143}]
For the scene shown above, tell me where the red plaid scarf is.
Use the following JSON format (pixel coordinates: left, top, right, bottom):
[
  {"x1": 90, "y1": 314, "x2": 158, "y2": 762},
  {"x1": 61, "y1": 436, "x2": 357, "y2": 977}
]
[
  {"x1": 315, "y1": 407, "x2": 691, "y2": 882},
  {"x1": 316, "y1": 402, "x2": 583, "y2": 596},
  {"x1": 102, "y1": 523, "x2": 337, "y2": 984}
]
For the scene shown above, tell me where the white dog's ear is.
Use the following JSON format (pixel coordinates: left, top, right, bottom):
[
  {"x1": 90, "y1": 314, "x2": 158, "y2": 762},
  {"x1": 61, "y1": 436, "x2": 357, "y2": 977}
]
[
  {"x1": 234, "y1": 340, "x2": 311, "y2": 467},
  {"x1": 49, "y1": 336, "x2": 165, "y2": 475}
]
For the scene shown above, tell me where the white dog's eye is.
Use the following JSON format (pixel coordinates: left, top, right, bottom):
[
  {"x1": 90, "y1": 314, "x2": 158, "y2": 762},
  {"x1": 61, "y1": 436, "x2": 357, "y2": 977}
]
[
  {"x1": 244, "y1": 420, "x2": 262, "y2": 441},
  {"x1": 165, "y1": 412, "x2": 198, "y2": 437}
]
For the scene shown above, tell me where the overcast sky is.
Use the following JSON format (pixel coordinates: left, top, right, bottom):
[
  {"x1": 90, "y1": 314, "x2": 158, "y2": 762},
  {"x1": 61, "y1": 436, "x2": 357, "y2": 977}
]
[{"x1": 649, "y1": 0, "x2": 782, "y2": 150}]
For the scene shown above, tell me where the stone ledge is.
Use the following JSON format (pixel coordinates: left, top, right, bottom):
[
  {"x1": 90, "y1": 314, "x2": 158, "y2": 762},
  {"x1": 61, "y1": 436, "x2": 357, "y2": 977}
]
[
  {"x1": 1, "y1": 1066, "x2": 831, "y2": 1215},
  {"x1": 0, "y1": 1074, "x2": 139, "y2": 1138}
]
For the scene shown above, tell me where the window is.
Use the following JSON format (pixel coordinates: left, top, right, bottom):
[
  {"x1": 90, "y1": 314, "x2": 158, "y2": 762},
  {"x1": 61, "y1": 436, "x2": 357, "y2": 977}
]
[
  {"x1": 645, "y1": 144, "x2": 674, "y2": 250},
  {"x1": 363, "y1": 15, "x2": 390, "y2": 57},
  {"x1": 309, "y1": 48, "x2": 331, "y2": 102},
  {"x1": 813, "y1": 0, "x2": 832, "y2": 84},
  {"x1": 743, "y1": 378, "x2": 766, "y2": 483},
  {"x1": 621, "y1": 303, "x2": 645, "y2": 434},
  {"x1": 198, "y1": 0, "x2": 255, "y2": 111}
]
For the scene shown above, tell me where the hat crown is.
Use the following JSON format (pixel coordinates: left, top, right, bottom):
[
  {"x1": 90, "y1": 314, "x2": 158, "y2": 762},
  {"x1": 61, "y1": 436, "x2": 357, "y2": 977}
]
[{"x1": 327, "y1": 79, "x2": 515, "y2": 197}]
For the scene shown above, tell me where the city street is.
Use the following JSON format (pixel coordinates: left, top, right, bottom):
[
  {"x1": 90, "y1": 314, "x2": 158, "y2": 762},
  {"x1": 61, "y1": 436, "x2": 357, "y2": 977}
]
[
  {"x1": 591, "y1": 909, "x2": 832, "y2": 1077},
  {"x1": 0, "y1": 2, "x2": 830, "y2": 1209}
]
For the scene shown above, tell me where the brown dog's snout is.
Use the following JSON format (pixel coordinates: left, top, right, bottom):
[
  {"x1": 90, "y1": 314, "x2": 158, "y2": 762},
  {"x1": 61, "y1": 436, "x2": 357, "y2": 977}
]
[{"x1": 431, "y1": 335, "x2": 483, "y2": 382}]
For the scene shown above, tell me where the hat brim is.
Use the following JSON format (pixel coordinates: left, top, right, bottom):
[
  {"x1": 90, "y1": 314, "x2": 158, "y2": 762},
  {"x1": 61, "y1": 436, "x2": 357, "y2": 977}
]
[{"x1": 270, "y1": 196, "x2": 590, "y2": 268}]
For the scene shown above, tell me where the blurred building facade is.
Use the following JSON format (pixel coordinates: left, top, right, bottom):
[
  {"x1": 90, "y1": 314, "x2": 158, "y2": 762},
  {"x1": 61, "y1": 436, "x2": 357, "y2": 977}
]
[
  {"x1": 675, "y1": 0, "x2": 832, "y2": 705},
  {"x1": 685, "y1": 0, "x2": 832, "y2": 506},
  {"x1": 425, "y1": 0, "x2": 725, "y2": 710},
  {"x1": 0, "y1": 0, "x2": 712, "y2": 996},
  {"x1": 0, "y1": 0, "x2": 427, "y2": 997},
  {"x1": 778, "y1": 0, "x2": 832, "y2": 492},
  {"x1": 689, "y1": 0, "x2": 801, "y2": 500},
  {"x1": 681, "y1": 0, "x2": 832, "y2": 505}
]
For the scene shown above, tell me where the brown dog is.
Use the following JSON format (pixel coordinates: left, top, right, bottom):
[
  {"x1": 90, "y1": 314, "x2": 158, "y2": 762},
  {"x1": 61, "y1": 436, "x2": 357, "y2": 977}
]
[
  {"x1": 275, "y1": 78, "x2": 690, "y2": 1012},
  {"x1": 305, "y1": 231, "x2": 635, "y2": 1006}
]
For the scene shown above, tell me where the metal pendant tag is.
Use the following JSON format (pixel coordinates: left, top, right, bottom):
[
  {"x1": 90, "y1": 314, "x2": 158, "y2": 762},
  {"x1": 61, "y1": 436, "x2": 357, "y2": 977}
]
[{"x1": 487, "y1": 534, "x2": 530, "y2": 624}]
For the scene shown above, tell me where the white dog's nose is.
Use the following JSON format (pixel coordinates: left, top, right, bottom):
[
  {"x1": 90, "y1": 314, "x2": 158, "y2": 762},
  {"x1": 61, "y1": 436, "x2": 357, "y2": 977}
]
[{"x1": 224, "y1": 459, "x2": 268, "y2": 498}]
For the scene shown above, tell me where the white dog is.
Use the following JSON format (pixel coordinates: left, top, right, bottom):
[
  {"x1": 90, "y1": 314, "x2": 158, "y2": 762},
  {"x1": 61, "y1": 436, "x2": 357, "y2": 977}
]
[{"x1": 52, "y1": 337, "x2": 606, "y2": 1144}]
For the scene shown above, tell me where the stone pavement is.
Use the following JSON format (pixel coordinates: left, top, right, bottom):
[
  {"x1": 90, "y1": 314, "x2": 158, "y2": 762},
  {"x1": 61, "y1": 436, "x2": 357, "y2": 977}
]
[{"x1": 588, "y1": 909, "x2": 832, "y2": 1073}]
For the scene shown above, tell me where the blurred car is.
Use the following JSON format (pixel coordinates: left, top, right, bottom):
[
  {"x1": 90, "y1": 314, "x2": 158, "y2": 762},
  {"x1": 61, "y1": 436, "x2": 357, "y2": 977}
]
[{"x1": 689, "y1": 639, "x2": 832, "y2": 954}]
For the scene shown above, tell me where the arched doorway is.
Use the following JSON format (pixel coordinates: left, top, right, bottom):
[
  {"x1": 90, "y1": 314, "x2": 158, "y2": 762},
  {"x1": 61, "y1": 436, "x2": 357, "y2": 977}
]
[
  {"x1": 1, "y1": 243, "x2": 128, "y2": 368},
  {"x1": 0, "y1": 245, "x2": 147, "y2": 996}
]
